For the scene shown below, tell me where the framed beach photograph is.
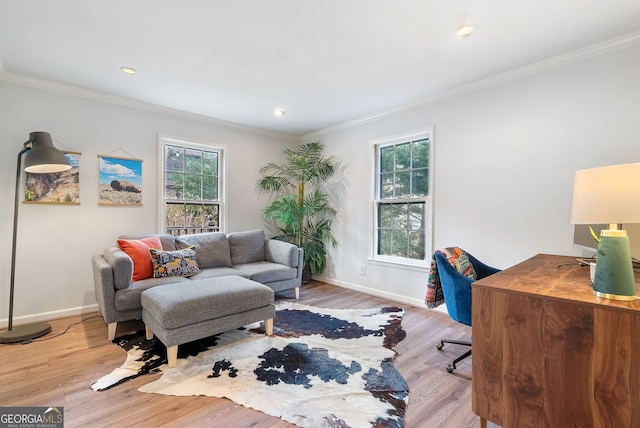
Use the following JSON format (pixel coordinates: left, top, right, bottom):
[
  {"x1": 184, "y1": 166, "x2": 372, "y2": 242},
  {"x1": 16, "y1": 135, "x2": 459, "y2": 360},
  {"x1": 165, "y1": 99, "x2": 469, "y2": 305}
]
[
  {"x1": 98, "y1": 155, "x2": 143, "y2": 206},
  {"x1": 24, "y1": 151, "x2": 81, "y2": 204}
]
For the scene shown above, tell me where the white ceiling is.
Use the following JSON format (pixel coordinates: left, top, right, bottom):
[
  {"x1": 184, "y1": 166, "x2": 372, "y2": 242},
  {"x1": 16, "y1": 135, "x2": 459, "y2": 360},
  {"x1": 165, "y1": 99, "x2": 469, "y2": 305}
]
[{"x1": 1, "y1": 0, "x2": 640, "y2": 136}]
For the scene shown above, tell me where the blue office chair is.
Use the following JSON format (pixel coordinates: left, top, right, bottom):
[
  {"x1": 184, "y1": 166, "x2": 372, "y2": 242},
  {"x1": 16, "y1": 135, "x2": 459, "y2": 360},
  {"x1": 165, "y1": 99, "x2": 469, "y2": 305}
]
[{"x1": 434, "y1": 249, "x2": 501, "y2": 373}]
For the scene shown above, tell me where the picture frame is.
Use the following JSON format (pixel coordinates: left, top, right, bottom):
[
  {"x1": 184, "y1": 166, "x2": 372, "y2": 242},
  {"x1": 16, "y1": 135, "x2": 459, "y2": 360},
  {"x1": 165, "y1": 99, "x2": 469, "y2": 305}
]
[
  {"x1": 98, "y1": 155, "x2": 143, "y2": 206},
  {"x1": 24, "y1": 151, "x2": 81, "y2": 205}
]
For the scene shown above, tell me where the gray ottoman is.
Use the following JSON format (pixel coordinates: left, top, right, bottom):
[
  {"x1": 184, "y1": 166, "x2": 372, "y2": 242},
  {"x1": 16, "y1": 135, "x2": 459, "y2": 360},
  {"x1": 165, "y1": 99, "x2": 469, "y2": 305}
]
[{"x1": 141, "y1": 276, "x2": 275, "y2": 368}]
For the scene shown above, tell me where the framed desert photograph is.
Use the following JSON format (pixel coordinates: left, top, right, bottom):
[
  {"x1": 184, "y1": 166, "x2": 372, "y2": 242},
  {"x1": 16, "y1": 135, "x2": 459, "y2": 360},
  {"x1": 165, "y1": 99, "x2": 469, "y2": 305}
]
[
  {"x1": 98, "y1": 155, "x2": 143, "y2": 206},
  {"x1": 24, "y1": 151, "x2": 80, "y2": 204}
]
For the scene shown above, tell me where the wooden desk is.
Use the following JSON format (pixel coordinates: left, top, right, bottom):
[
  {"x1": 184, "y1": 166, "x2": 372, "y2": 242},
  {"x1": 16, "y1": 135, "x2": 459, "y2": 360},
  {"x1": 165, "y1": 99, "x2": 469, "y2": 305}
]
[{"x1": 471, "y1": 254, "x2": 640, "y2": 428}]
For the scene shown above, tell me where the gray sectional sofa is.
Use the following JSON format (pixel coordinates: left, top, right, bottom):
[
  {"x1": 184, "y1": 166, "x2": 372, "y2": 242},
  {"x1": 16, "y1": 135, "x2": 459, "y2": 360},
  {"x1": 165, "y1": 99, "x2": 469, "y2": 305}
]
[{"x1": 92, "y1": 229, "x2": 303, "y2": 340}]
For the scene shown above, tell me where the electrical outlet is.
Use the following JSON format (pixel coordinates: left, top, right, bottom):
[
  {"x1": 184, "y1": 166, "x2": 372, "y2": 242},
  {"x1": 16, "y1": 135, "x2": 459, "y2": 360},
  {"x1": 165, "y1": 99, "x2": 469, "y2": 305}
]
[{"x1": 360, "y1": 265, "x2": 366, "y2": 275}]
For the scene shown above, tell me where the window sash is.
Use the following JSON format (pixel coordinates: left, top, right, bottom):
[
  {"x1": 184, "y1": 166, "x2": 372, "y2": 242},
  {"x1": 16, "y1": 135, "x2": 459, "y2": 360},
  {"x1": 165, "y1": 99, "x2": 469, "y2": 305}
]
[
  {"x1": 377, "y1": 138, "x2": 429, "y2": 200},
  {"x1": 164, "y1": 144, "x2": 220, "y2": 202},
  {"x1": 376, "y1": 201, "x2": 426, "y2": 259},
  {"x1": 165, "y1": 201, "x2": 220, "y2": 236}
]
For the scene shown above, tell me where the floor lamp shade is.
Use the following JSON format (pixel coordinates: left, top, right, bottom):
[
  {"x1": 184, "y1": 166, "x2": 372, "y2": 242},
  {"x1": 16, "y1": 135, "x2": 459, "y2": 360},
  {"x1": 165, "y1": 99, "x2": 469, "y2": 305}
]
[
  {"x1": 570, "y1": 163, "x2": 640, "y2": 300},
  {"x1": 24, "y1": 131, "x2": 72, "y2": 173},
  {"x1": 0, "y1": 132, "x2": 71, "y2": 344}
]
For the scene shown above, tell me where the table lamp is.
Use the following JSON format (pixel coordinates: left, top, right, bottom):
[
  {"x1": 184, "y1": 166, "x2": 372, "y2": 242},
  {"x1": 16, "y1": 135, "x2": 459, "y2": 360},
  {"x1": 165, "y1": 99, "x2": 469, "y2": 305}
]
[
  {"x1": 570, "y1": 162, "x2": 640, "y2": 300},
  {"x1": 0, "y1": 132, "x2": 71, "y2": 344}
]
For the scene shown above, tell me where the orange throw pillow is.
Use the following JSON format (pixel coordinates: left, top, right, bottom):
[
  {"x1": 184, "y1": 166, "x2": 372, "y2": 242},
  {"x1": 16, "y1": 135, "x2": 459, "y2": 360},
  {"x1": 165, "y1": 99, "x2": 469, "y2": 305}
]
[{"x1": 117, "y1": 236, "x2": 163, "y2": 281}]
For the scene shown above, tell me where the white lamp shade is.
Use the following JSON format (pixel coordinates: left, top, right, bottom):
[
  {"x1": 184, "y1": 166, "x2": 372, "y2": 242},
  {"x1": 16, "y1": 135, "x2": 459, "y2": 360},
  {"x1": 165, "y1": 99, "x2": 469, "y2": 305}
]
[{"x1": 571, "y1": 163, "x2": 640, "y2": 225}]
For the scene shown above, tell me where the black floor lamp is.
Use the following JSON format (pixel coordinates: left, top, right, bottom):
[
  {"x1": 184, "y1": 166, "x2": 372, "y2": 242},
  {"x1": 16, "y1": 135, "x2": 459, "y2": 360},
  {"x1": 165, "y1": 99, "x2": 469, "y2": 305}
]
[{"x1": 0, "y1": 132, "x2": 71, "y2": 344}]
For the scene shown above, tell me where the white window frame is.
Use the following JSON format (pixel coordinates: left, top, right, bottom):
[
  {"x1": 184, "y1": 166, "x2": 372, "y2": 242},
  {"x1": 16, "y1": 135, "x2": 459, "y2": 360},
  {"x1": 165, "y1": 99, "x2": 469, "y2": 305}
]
[
  {"x1": 370, "y1": 127, "x2": 434, "y2": 268},
  {"x1": 157, "y1": 134, "x2": 227, "y2": 234}
]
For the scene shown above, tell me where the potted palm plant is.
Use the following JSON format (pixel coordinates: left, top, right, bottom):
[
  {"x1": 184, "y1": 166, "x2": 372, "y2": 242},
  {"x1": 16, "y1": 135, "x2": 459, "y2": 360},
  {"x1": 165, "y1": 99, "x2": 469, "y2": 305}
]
[{"x1": 258, "y1": 142, "x2": 338, "y2": 283}]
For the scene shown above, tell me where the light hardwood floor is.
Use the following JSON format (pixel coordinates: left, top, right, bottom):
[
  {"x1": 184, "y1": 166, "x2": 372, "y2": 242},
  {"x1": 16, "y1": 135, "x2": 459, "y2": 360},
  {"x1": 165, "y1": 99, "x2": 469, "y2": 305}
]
[{"x1": 0, "y1": 281, "x2": 496, "y2": 428}]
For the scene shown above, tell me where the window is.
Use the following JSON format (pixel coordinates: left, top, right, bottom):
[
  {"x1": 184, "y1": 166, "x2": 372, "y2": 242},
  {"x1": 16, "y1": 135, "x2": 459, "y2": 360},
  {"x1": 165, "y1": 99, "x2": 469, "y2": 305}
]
[
  {"x1": 159, "y1": 136, "x2": 224, "y2": 236},
  {"x1": 372, "y1": 129, "x2": 433, "y2": 264}
]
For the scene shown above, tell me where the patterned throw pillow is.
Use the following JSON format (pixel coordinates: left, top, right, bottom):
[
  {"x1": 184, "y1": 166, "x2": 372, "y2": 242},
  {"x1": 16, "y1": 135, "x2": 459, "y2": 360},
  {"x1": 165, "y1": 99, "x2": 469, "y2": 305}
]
[{"x1": 149, "y1": 246, "x2": 200, "y2": 278}]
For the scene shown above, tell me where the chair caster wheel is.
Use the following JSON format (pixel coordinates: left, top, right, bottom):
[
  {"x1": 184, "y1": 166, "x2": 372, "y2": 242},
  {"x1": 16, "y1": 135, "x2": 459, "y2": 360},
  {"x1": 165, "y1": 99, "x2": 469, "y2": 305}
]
[
  {"x1": 446, "y1": 364, "x2": 455, "y2": 373},
  {"x1": 436, "y1": 341, "x2": 444, "y2": 350}
]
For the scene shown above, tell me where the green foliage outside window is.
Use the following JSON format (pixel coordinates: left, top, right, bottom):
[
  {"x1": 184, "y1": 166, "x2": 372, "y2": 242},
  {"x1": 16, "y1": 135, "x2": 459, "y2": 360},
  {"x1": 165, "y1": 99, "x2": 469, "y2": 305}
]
[{"x1": 164, "y1": 144, "x2": 220, "y2": 235}]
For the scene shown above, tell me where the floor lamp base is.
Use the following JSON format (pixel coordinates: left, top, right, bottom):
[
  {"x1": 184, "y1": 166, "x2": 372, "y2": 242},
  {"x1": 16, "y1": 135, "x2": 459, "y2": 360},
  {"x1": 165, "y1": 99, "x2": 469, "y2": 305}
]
[{"x1": 0, "y1": 322, "x2": 51, "y2": 344}]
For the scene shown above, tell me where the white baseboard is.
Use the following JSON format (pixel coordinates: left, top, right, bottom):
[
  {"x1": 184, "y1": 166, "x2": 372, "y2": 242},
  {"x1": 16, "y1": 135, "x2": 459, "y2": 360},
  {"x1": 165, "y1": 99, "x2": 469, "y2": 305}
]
[
  {"x1": 313, "y1": 275, "x2": 449, "y2": 315},
  {"x1": 0, "y1": 304, "x2": 99, "y2": 329}
]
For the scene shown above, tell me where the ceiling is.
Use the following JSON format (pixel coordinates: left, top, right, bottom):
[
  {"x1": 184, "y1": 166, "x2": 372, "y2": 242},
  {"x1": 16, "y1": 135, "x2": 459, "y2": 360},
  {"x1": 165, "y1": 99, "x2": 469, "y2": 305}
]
[{"x1": 1, "y1": 1, "x2": 640, "y2": 136}]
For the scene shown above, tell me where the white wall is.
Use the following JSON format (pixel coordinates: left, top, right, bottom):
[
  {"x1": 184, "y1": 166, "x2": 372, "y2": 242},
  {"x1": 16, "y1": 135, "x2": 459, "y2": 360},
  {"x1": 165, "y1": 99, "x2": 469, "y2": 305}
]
[
  {"x1": 0, "y1": 81, "x2": 296, "y2": 326},
  {"x1": 309, "y1": 44, "x2": 640, "y2": 306},
  {"x1": 2, "y1": 42, "x2": 639, "y2": 325}
]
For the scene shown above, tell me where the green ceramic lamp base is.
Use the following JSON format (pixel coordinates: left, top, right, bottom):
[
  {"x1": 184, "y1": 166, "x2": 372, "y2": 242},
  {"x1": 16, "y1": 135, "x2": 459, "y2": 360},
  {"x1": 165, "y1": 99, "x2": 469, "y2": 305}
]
[{"x1": 593, "y1": 231, "x2": 637, "y2": 300}]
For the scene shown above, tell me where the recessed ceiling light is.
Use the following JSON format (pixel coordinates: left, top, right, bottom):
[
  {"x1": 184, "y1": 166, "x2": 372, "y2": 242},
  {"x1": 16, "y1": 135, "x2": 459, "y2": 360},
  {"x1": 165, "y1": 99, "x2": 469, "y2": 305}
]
[
  {"x1": 120, "y1": 66, "x2": 137, "y2": 76},
  {"x1": 457, "y1": 24, "x2": 474, "y2": 36},
  {"x1": 275, "y1": 109, "x2": 285, "y2": 117}
]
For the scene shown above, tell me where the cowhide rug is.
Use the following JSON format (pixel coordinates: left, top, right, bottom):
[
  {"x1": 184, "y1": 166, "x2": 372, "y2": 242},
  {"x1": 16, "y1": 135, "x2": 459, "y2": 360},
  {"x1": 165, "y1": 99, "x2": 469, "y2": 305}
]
[{"x1": 91, "y1": 302, "x2": 408, "y2": 427}]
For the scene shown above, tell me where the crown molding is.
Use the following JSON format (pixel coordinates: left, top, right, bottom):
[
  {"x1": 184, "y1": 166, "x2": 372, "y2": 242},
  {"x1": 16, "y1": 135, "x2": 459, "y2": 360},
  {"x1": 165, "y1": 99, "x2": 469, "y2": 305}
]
[
  {"x1": 302, "y1": 31, "x2": 640, "y2": 141},
  {"x1": 0, "y1": 71, "x2": 298, "y2": 142}
]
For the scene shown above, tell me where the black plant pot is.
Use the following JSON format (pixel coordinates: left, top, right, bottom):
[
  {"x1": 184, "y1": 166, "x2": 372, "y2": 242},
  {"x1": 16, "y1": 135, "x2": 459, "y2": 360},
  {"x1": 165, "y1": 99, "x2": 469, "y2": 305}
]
[{"x1": 302, "y1": 263, "x2": 312, "y2": 284}]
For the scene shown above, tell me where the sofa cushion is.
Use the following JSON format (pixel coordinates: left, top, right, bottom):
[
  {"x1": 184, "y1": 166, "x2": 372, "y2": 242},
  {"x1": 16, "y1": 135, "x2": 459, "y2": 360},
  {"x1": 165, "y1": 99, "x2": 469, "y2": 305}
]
[
  {"x1": 228, "y1": 229, "x2": 266, "y2": 265},
  {"x1": 175, "y1": 232, "x2": 231, "y2": 268},
  {"x1": 150, "y1": 246, "x2": 200, "y2": 278},
  {"x1": 232, "y1": 262, "x2": 297, "y2": 284},
  {"x1": 190, "y1": 267, "x2": 249, "y2": 280},
  {"x1": 117, "y1": 236, "x2": 163, "y2": 281}
]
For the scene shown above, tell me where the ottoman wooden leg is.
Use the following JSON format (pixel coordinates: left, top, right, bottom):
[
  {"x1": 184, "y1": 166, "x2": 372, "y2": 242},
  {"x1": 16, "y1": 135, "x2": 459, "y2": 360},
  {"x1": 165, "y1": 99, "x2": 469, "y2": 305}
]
[
  {"x1": 145, "y1": 325, "x2": 153, "y2": 340},
  {"x1": 167, "y1": 346, "x2": 178, "y2": 368},
  {"x1": 265, "y1": 318, "x2": 273, "y2": 336}
]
